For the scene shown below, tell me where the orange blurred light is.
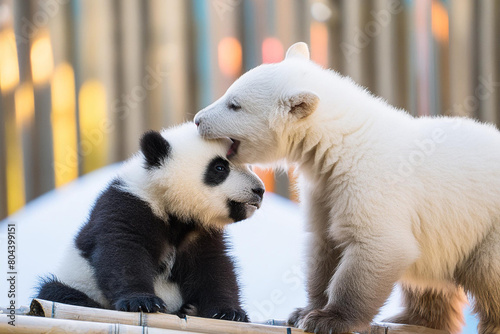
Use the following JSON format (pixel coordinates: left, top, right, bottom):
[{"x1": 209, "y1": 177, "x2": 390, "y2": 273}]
[
  {"x1": 254, "y1": 167, "x2": 275, "y2": 194},
  {"x1": 0, "y1": 29, "x2": 20, "y2": 92},
  {"x1": 262, "y1": 37, "x2": 284, "y2": 64},
  {"x1": 218, "y1": 37, "x2": 242, "y2": 77},
  {"x1": 79, "y1": 80, "x2": 108, "y2": 173},
  {"x1": 52, "y1": 63, "x2": 78, "y2": 187},
  {"x1": 8, "y1": 89, "x2": 27, "y2": 213},
  {"x1": 310, "y1": 22, "x2": 329, "y2": 67},
  {"x1": 15, "y1": 82, "x2": 34, "y2": 128},
  {"x1": 431, "y1": 0, "x2": 449, "y2": 42},
  {"x1": 31, "y1": 34, "x2": 54, "y2": 85},
  {"x1": 5, "y1": 124, "x2": 25, "y2": 214}
]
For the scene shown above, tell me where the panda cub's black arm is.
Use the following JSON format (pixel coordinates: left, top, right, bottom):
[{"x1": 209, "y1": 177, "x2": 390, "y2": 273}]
[
  {"x1": 76, "y1": 180, "x2": 169, "y2": 312},
  {"x1": 172, "y1": 230, "x2": 248, "y2": 322}
]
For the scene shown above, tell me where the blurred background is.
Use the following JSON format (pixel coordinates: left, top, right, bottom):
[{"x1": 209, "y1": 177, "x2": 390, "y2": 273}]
[
  {"x1": 0, "y1": 0, "x2": 499, "y2": 220},
  {"x1": 0, "y1": 1, "x2": 498, "y2": 332}
]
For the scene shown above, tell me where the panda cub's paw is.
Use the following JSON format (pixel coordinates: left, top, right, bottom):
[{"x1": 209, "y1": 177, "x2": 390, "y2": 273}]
[
  {"x1": 174, "y1": 303, "x2": 198, "y2": 319},
  {"x1": 115, "y1": 293, "x2": 167, "y2": 313},
  {"x1": 207, "y1": 308, "x2": 249, "y2": 322}
]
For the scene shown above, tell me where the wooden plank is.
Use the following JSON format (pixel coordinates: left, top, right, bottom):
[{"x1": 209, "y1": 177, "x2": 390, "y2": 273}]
[
  {"x1": 382, "y1": 322, "x2": 447, "y2": 334},
  {"x1": 29, "y1": 299, "x2": 448, "y2": 334},
  {"x1": 0, "y1": 315, "x2": 203, "y2": 334}
]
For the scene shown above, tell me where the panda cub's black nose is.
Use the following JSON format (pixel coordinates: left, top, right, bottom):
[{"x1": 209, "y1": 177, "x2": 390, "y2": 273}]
[{"x1": 252, "y1": 188, "x2": 265, "y2": 200}]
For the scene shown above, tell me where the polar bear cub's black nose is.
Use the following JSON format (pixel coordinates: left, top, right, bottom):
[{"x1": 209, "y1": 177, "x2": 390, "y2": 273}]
[{"x1": 252, "y1": 187, "x2": 265, "y2": 200}]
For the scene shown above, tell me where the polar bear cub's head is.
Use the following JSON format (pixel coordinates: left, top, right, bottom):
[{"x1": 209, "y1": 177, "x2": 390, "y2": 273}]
[{"x1": 194, "y1": 42, "x2": 321, "y2": 165}]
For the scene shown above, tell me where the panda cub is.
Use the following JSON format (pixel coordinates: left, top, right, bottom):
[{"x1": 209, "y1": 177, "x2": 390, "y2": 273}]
[{"x1": 37, "y1": 122, "x2": 264, "y2": 322}]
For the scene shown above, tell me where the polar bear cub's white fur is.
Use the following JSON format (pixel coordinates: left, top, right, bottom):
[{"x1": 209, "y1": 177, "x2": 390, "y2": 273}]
[{"x1": 194, "y1": 42, "x2": 500, "y2": 334}]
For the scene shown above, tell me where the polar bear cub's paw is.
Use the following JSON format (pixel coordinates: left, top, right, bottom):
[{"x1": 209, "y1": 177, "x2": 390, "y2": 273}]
[
  {"x1": 299, "y1": 308, "x2": 358, "y2": 334},
  {"x1": 288, "y1": 307, "x2": 310, "y2": 327}
]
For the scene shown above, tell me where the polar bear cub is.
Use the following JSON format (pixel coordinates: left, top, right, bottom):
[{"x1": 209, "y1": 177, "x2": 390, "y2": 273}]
[{"x1": 194, "y1": 42, "x2": 500, "y2": 334}]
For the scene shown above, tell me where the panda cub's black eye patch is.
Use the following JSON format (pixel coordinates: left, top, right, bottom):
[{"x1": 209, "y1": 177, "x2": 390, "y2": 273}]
[{"x1": 204, "y1": 157, "x2": 230, "y2": 186}]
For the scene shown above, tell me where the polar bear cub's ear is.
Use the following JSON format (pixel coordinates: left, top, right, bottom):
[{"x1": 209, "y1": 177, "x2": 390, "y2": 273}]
[
  {"x1": 285, "y1": 42, "x2": 310, "y2": 60},
  {"x1": 283, "y1": 91, "x2": 320, "y2": 119}
]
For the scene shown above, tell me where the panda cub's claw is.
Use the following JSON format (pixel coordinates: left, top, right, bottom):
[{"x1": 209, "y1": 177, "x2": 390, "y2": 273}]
[
  {"x1": 175, "y1": 311, "x2": 187, "y2": 319},
  {"x1": 208, "y1": 308, "x2": 249, "y2": 322},
  {"x1": 115, "y1": 293, "x2": 167, "y2": 313},
  {"x1": 175, "y1": 303, "x2": 198, "y2": 319}
]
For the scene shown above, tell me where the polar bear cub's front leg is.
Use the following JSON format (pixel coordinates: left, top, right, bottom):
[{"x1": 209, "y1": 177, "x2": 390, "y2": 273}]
[
  {"x1": 288, "y1": 187, "x2": 344, "y2": 327},
  {"x1": 298, "y1": 214, "x2": 419, "y2": 333}
]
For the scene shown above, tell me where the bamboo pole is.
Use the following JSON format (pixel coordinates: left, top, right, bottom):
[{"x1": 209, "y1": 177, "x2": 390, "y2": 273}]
[
  {"x1": 0, "y1": 314, "x2": 202, "y2": 334},
  {"x1": 29, "y1": 299, "x2": 305, "y2": 334},
  {"x1": 28, "y1": 299, "x2": 447, "y2": 334}
]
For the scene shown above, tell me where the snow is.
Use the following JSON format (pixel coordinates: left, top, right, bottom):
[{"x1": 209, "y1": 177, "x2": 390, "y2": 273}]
[{"x1": 0, "y1": 164, "x2": 478, "y2": 332}]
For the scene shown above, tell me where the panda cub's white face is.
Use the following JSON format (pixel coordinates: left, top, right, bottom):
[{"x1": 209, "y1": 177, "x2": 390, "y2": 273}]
[{"x1": 120, "y1": 123, "x2": 264, "y2": 229}]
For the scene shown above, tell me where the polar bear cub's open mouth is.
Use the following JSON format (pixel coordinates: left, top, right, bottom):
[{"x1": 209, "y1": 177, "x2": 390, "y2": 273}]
[
  {"x1": 193, "y1": 120, "x2": 240, "y2": 158},
  {"x1": 227, "y1": 138, "x2": 241, "y2": 158}
]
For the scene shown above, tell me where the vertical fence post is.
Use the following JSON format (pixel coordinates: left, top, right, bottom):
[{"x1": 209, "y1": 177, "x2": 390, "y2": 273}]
[
  {"x1": 160, "y1": 0, "x2": 191, "y2": 125},
  {"x1": 432, "y1": 0, "x2": 450, "y2": 118},
  {"x1": 78, "y1": 0, "x2": 114, "y2": 170},
  {"x1": 340, "y1": 0, "x2": 373, "y2": 89},
  {"x1": 0, "y1": 92, "x2": 6, "y2": 219},
  {"x1": 68, "y1": 0, "x2": 83, "y2": 177},
  {"x1": 0, "y1": 1, "x2": 11, "y2": 218},
  {"x1": 117, "y1": 0, "x2": 145, "y2": 156},
  {"x1": 13, "y1": 0, "x2": 35, "y2": 202},
  {"x1": 478, "y1": 0, "x2": 499, "y2": 125},
  {"x1": 372, "y1": 0, "x2": 399, "y2": 107},
  {"x1": 327, "y1": 0, "x2": 343, "y2": 71},
  {"x1": 191, "y1": 0, "x2": 213, "y2": 111},
  {"x1": 449, "y1": 0, "x2": 476, "y2": 117},
  {"x1": 32, "y1": 63, "x2": 55, "y2": 196}
]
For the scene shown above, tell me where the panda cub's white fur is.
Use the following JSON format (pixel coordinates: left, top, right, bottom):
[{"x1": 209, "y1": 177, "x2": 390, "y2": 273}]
[
  {"x1": 38, "y1": 123, "x2": 264, "y2": 321},
  {"x1": 56, "y1": 243, "x2": 110, "y2": 308},
  {"x1": 195, "y1": 42, "x2": 500, "y2": 333}
]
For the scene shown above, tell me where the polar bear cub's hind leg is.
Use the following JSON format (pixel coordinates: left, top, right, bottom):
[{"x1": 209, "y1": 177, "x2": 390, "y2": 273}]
[
  {"x1": 455, "y1": 224, "x2": 500, "y2": 334},
  {"x1": 383, "y1": 285, "x2": 467, "y2": 334}
]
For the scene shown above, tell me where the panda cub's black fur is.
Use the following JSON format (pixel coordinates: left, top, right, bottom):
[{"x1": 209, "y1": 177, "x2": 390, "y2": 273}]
[{"x1": 37, "y1": 123, "x2": 265, "y2": 322}]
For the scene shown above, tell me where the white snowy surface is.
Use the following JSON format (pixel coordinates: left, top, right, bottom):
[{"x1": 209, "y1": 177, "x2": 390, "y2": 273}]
[{"x1": 0, "y1": 164, "x2": 477, "y2": 331}]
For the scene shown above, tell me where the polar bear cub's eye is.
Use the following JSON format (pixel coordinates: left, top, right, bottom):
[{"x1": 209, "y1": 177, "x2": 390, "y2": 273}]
[{"x1": 228, "y1": 100, "x2": 241, "y2": 111}]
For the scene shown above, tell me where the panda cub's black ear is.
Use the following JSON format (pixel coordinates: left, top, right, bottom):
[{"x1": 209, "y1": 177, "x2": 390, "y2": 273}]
[{"x1": 140, "y1": 130, "x2": 171, "y2": 169}]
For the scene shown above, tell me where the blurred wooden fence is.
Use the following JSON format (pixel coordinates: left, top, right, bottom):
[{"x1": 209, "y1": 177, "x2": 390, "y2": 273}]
[{"x1": 0, "y1": 0, "x2": 499, "y2": 220}]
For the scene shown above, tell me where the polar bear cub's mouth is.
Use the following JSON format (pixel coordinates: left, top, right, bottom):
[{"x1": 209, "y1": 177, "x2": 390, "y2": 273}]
[{"x1": 227, "y1": 138, "x2": 241, "y2": 159}]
